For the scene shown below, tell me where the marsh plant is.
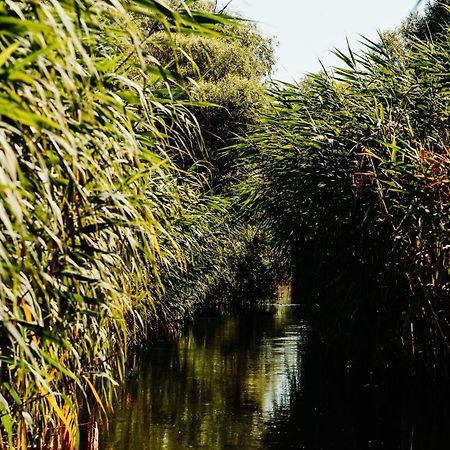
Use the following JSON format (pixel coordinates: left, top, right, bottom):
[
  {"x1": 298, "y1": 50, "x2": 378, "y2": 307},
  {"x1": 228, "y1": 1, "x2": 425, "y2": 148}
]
[
  {"x1": 0, "y1": 0, "x2": 246, "y2": 446},
  {"x1": 238, "y1": 13, "x2": 450, "y2": 374}
]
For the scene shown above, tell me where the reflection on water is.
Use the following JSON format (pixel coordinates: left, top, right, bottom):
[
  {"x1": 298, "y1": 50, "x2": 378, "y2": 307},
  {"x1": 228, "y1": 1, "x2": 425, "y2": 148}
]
[
  {"x1": 95, "y1": 303, "x2": 450, "y2": 450},
  {"x1": 99, "y1": 305, "x2": 305, "y2": 450}
]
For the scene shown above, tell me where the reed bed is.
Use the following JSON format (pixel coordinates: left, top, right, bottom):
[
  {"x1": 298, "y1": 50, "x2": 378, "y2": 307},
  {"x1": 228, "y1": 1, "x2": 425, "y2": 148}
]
[
  {"x1": 238, "y1": 16, "x2": 450, "y2": 375},
  {"x1": 7, "y1": 0, "x2": 450, "y2": 446},
  {"x1": 0, "y1": 0, "x2": 239, "y2": 446}
]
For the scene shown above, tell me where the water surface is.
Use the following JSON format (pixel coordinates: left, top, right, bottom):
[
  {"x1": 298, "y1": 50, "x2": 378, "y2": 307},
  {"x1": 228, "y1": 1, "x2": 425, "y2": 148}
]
[
  {"x1": 100, "y1": 305, "x2": 305, "y2": 450},
  {"x1": 97, "y1": 303, "x2": 450, "y2": 450}
]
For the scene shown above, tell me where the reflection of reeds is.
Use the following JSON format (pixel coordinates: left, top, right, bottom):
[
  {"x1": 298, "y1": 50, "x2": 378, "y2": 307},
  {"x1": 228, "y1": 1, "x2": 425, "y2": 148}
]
[
  {"x1": 99, "y1": 309, "x2": 305, "y2": 450},
  {"x1": 265, "y1": 331, "x2": 450, "y2": 450}
]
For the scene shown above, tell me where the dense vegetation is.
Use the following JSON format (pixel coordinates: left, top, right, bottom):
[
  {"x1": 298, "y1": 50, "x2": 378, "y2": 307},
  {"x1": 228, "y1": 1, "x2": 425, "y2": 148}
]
[
  {"x1": 0, "y1": 0, "x2": 276, "y2": 447},
  {"x1": 239, "y1": 2, "x2": 450, "y2": 377},
  {"x1": 3, "y1": 0, "x2": 450, "y2": 447}
]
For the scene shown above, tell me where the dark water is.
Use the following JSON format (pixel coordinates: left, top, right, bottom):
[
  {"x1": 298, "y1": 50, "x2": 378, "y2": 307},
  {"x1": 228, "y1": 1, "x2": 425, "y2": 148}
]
[
  {"x1": 96, "y1": 303, "x2": 450, "y2": 450},
  {"x1": 98, "y1": 304, "x2": 305, "y2": 450}
]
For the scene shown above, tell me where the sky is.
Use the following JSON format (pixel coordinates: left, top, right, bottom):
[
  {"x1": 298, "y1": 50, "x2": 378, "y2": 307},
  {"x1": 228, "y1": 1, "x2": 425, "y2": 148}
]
[{"x1": 217, "y1": 0, "x2": 425, "y2": 81}]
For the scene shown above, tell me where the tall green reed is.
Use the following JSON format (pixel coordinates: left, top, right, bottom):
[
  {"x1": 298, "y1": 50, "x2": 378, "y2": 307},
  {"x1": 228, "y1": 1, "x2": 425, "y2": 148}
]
[
  {"x1": 0, "y1": 0, "x2": 234, "y2": 446},
  {"x1": 238, "y1": 25, "x2": 450, "y2": 375}
]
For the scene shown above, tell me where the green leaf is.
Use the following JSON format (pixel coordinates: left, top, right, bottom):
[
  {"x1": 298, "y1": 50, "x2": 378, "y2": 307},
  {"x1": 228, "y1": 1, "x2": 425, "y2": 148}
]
[
  {"x1": 0, "y1": 97, "x2": 60, "y2": 129},
  {"x1": 0, "y1": 42, "x2": 20, "y2": 70}
]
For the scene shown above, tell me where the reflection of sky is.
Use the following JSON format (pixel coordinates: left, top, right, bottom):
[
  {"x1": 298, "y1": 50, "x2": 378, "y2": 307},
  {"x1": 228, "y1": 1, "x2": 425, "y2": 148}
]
[
  {"x1": 235, "y1": 306, "x2": 304, "y2": 424},
  {"x1": 259, "y1": 313, "x2": 304, "y2": 418}
]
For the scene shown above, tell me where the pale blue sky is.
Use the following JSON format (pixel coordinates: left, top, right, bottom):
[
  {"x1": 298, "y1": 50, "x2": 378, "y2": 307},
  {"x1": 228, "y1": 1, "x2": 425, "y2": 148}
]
[{"x1": 217, "y1": 0, "x2": 424, "y2": 81}]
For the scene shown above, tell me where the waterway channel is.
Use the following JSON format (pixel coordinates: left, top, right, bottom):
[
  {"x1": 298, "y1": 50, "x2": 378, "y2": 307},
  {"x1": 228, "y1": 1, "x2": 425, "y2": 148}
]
[
  {"x1": 98, "y1": 304, "x2": 305, "y2": 450},
  {"x1": 93, "y1": 302, "x2": 450, "y2": 450}
]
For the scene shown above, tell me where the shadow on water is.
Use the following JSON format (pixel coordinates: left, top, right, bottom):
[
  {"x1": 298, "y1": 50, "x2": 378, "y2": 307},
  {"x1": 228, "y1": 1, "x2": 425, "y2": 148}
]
[
  {"x1": 264, "y1": 335, "x2": 450, "y2": 450},
  {"x1": 90, "y1": 303, "x2": 450, "y2": 450}
]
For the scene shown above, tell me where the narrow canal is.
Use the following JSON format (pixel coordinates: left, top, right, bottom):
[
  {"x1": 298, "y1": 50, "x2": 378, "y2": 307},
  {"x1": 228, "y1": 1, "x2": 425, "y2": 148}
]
[
  {"x1": 98, "y1": 304, "x2": 305, "y2": 450},
  {"x1": 94, "y1": 302, "x2": 450, "y2": 450}
]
